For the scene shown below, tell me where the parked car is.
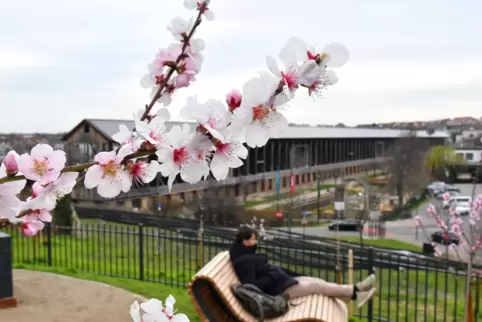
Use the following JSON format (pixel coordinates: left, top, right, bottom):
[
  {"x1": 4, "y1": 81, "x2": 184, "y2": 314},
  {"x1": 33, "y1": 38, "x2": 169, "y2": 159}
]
[
  {"x1": 427, "y1": 181, "x2": 445, "y2": 195},
  {"x1": 442, "y1": 192, "x2": 462, "y2": 208},
  {"x1": 454, "y1": 196, "x2": 471, "y2": 215},
  {"x1": 444, "y1": 185, "x2": 461, "y2": 194},
  {"x1": 431, "y1": 231, "x2": 460, "y2": 245},
  {"x1": 328, "y1": 219, "x2": 363, "y2": 231},
  {"x1": 378, "y1": 250, "x2": 427, "y2": 265}
]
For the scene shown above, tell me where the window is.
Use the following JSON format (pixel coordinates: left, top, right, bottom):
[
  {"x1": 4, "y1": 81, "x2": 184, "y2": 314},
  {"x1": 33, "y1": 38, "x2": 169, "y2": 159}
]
[
  {"x1": 83, "y1": 123, "x2": 90, "y2": 133},
  {"x1": 466, "y1": 153, "x2": 474, "y2": 161}
]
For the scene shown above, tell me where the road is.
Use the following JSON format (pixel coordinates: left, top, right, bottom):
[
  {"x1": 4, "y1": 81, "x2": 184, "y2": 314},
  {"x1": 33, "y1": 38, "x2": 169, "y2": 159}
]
[{"x1": 282, "y1": 183, "x2": 482, "y2": 247}]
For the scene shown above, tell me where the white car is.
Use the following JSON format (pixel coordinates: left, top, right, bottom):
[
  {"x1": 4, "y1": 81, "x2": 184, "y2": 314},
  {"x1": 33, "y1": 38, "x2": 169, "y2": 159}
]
[
  {"x1": 442, "y1": 192, "x2": 462, "y2": 208},
  {"x1": 453, "y1": 196, "x2": 472, "y2": 215}
]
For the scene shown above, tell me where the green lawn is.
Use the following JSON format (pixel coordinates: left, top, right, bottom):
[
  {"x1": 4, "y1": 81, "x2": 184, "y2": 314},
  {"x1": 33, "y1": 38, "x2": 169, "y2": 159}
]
[
  {"x1": 332, "y1": 236, "x2": 423, "y2": 252},
  {"x1": 6, "y1": 223, "x2": 482, "y2": 322}
]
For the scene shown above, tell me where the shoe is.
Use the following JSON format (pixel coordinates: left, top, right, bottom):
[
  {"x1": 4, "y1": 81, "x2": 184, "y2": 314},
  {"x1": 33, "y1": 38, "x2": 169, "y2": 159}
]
[
  {"x1": 356, "y1": 274, "x2": 376, "y2": 292},
  {"x1": 356, "y1": 288, "x2": 376, "y2": 308}
]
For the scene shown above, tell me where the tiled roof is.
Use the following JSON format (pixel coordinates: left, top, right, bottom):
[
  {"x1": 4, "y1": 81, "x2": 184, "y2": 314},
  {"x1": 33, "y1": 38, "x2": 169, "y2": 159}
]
[{"x1": 84, "y1": 118, "x2": 449, "y2": 141}]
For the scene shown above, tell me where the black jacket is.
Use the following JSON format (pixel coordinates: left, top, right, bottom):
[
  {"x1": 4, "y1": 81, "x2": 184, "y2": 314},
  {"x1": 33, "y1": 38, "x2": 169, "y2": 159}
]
[{"x1": 229, "y1": 243, "x2": 300, "y2": 296}]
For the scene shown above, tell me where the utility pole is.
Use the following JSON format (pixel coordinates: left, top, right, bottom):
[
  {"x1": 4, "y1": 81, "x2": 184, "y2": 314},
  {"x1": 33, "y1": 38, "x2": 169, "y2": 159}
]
[{"x1": 316, "y1": 172, "x2": 321, "y2": 223}]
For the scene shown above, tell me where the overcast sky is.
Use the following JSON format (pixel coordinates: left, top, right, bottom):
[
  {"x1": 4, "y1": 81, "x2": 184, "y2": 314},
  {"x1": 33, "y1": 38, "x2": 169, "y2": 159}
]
[{"x1": 1, "y1": 0, "x2": 481, "y2": 133}]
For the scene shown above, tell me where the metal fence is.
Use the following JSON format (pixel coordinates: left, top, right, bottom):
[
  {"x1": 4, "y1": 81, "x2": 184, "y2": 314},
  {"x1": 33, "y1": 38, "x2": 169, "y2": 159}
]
[{"x1": 5, "y1": 222, "x2": 482, "y2": 322}]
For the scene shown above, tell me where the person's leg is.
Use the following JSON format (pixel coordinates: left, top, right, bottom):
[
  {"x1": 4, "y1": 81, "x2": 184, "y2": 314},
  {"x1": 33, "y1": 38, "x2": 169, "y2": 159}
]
[
  {"x1": 285, "y1": 276, "x2": 354, "y2": 299},
  {"x1": 285, "y1": 274, "x2": 376, "y2": 301}
]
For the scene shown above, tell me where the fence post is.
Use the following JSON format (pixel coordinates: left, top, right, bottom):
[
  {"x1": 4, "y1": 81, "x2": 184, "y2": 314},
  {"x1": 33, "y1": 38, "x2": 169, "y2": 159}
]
[
  {"x1": 46, "y1": 223, "x2": 52, "y2": 267},
  {"x1": 348, "y1": 249, "x2": 354, "y2": 317},
  {"x1": 138, "y1": 224, "x2": 144, "y2": 281},
  {"x1": 367, "y1": 247, "x2": 374, "y2": 322}
]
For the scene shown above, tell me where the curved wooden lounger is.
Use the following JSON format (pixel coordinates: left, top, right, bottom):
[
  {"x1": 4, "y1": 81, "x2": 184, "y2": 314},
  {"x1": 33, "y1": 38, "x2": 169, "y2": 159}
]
[{"x1": 188, "y1": 251, "x2": 348, "y2": 322}]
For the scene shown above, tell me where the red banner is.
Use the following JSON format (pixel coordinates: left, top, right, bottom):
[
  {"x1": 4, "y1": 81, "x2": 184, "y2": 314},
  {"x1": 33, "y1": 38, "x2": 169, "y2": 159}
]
[{"x1": 290, "y1": 171, "x2": 295, "y2": 196}]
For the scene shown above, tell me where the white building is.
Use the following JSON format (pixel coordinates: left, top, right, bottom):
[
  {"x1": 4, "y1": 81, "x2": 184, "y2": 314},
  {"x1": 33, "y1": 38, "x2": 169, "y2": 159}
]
[{"x1": 455, "y1": 148, "x2": 482, "y2": 164}]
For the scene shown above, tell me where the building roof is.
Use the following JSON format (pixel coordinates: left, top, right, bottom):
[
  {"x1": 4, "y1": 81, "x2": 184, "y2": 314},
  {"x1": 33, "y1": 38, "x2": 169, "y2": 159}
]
[{"x1": 63, "y1": 118, "x2": 450, "y2": 142}]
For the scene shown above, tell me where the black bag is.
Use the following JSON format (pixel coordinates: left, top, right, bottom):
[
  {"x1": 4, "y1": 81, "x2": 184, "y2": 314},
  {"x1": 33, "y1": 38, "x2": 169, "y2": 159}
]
[{"x1": 231, "y1": 284, "x2": 289, "y2": 321}]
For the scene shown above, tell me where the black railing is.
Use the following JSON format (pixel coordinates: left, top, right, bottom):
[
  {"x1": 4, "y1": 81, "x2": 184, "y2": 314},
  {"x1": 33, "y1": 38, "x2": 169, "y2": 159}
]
[{"x1": 4, "y1": 222, "x2": 482, "y2": 322}]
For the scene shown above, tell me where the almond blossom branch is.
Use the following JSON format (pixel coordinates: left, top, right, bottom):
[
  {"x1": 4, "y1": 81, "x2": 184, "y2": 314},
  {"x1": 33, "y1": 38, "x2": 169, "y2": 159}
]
[
  {"x1": 0, "y1": 1, "x2": 348, "y2": 242},
  {"x1": 0, "y1": 150, "x2": 154, "y2": 185},
  {"x1": 140, "y1": 3, "x2": 206, "y2": 121}
]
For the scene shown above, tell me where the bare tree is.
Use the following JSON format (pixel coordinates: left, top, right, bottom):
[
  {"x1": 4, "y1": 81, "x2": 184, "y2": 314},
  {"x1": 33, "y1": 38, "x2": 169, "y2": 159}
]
[{"x1": 385, "y1": 132, "x2": 431, "y2": 208}]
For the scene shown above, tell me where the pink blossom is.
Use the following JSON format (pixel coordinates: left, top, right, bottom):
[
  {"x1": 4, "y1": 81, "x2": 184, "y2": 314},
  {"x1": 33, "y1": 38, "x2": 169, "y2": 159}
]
[
  {"x1": 17, "y1": 144, "x2": 66, "y2": 185},
  {"x1": 35, "y1": 172, "x2": 79, "y2": 209},
  {"x1": 156, "y1": 125, "x2": 210, "y2": 191},
  {"x1": 451, "y1": 224, "x2": 462, "y2": 234},
  {"x1": 175, "y1": 73, "x2": 196, "y2": 88},
  {"x1": 184, "y1": 0, "x2": 215, "y2": 21},
  {"x1": 414, "y1": 215, "x2": 421, "y2": 226},
  {"x1": 0, "y1": 164, "x2": 26, "y2": 220},
  {"x1": 226, "y1": 89, "x2": 242, "y2": 112},
  {"x1": 84, "y1": 145, "x2": 133, "y2": 198},
  {"x1": 22, "y1": 220, "x2": 44, "y2": 237},
  {"x1": 3, "y1": 151, "x2": 19, "y2": 175},
  {"x1": 135, "y1": 113, "x2": 168, "y2": 149},
  {"x1": 211, "y1": 138, "x2": 248, "y2": 181},
  {"x1": 442, "y1": 192, "x2": 450, "y2": 201},
  {"x1": 426, "y1": 204, "x2": 436, "y2": 214},
  {"x1": 20, "y1": 195, "x2": 54, "y2": 236},
  {"x1": 127, "y1": 160, "x2": 162, "y2": 185},
  {"x1": 167, "y1": 16, "x2": 194, "y2": 41},
  {"x1": 181, "y1": 97, "x2": 231, "y2": 143},
  {"x1": 176, "y1": 56, "x2": 199, "y2": 88}
]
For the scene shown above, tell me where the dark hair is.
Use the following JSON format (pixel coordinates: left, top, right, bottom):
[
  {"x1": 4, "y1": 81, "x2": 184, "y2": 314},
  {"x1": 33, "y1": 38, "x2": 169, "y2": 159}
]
[{"x1": 235, "y1": 226, "x2": 258, "y2": 243}]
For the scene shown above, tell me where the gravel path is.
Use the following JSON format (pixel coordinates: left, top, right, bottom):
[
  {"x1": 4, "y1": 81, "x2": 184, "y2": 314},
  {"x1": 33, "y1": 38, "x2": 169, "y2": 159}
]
[{"x1": 0, "y1": 270, "x2": 146, "y2": 322}]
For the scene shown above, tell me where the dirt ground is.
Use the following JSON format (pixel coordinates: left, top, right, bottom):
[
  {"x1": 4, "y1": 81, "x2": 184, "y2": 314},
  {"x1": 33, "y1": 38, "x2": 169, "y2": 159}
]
[{"x1": 0, "y1": 270, "x2": 146, "y2": 322}]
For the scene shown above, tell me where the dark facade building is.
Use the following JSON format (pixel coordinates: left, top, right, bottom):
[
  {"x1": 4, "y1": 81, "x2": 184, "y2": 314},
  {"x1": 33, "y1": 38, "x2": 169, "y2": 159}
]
[{"x1": 62, "y1": 119, "x2": 448, "y2": 208}]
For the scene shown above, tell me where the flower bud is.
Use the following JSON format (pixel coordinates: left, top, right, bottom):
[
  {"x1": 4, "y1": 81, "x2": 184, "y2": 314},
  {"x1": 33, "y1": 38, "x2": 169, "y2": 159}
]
[
  {"x1": 226, "y1": 89, "x2": 242, "y2": 112},
  {"x1": 3, "y1": 151, "x2": 19, "y2": 176}
]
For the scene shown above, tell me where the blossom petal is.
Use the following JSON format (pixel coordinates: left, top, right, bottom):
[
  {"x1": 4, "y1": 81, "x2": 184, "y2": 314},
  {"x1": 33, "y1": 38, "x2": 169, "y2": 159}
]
[
  {"x1": 283, "y1": 37, "x2": 309, "y2": 62},
  {"x1": 84, "y1": 165, "x2": 104, "y2": 189},
  {"x1": 112, "y1": 124, "x2": 132, "y2": 144},
  {"x1": 140, "y1": 161, "x2": 162, "y2": 184},
  {"x1": 324, "y1": 69, "x2": 339, "y2": 86},
  {"x1": 140, "y1": 74, "x2": 155, "y2": 88},
  {"x1": 97, "y1": 180, "x2": 123, "y2": 198},
  {"x1": 322, "y1": 42, "x2": 349, "y2": 68},
  {"x1": 159, "y1": 160, "x2": 176, "y2": 178},
  {"x1": 30, "y1": 144, "x2": 53, "y2": 159},
  {"x1": 171, "y1": 313, "x2": 190, "y2": 322},
  {"x1": 130, "y1": 301, "x2": 142, "y2": 322},
  {"x1": 94, "y1": 151, "x2": 116, "y2": 164},
  {"x1": 245, "y1": 123, "x2": 270, "y2": 148},
  {"x1": 48, "y1": 150, "x2": 67, "y2": 172},
  {"x1": 210, "y1": 153, "x2": 229, "y2": 181},
  {"x1": 266, "y1": 56, "x2": 281, "y2": 77},
  {"x1": 141, "y1": 299, "x2": 164, "y2": 316},
  {"x1": 156, "y1": 108, "x2": 171, "y2": 122},
  {"x1": 181, "y1": 160, "x2": 208, "y2": 184}
]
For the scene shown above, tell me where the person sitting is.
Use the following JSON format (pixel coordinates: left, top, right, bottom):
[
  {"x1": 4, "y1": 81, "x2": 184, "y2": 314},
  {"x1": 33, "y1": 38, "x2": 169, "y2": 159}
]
[{"x1": 229, "y1": 227, "x2": 376, "y2": 308}]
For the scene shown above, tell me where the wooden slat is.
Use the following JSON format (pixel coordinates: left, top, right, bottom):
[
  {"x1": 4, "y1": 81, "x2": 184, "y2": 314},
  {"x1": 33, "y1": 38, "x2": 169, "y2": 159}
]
[{"x1": 189, "y1": 251, "x2": 348, "y2": 322}]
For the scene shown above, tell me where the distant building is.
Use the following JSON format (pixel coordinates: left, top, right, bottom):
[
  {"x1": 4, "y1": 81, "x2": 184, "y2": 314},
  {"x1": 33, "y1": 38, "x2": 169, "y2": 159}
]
[{"x1": 63, "y1": 118, "x2": 449, "y2": 207}]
